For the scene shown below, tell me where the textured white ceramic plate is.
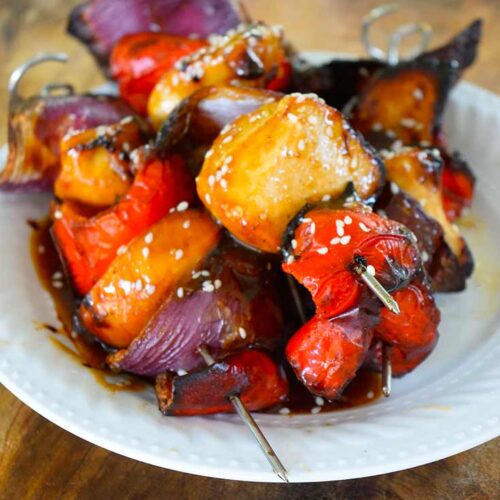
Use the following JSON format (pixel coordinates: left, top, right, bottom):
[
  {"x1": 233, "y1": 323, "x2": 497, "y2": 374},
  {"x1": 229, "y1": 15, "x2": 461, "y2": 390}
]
[{"x1": 0, "y1": 52, "x2": 499, "y2": 483}]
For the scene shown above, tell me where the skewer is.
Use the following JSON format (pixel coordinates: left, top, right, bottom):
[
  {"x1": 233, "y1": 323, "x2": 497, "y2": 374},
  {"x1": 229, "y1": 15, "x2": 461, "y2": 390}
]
[
  {"x1": 198, "y1": 345, "x2": 289, "y2": 483},
  {"x1": 382, "y1": 344, "x2": 393, "y2": 397},
  {"x1": 352, "y1": 262, "x2": 400, "y2": 315}
]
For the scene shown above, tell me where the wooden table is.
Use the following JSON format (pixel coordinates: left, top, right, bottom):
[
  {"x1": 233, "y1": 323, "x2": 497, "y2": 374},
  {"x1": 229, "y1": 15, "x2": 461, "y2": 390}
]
[{"x1": 0, "y1": 0, "x2": 498, "y2": 497}]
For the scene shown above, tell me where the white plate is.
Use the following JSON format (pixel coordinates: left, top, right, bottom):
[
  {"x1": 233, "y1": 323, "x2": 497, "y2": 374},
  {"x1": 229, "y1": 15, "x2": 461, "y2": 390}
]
[{"x1": 0, "y1": 52, "x2": 499, "y2": 483}]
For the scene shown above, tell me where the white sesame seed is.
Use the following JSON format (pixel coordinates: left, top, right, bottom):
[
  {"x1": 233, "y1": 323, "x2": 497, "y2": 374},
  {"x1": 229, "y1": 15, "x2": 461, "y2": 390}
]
[
  {"x1": 176, "y1": 369, "x2": 187, "y2": 376},
  {"x1": 311, "y1": 406, "x2": 322, "y2": 414},
  {"x1": 103, "y1": 284, "x2": 116, "y2": 294},
  {"x1": 220, "y1": 179, "x2": 228, "y2": 190},
  {"x1": 177, "y1": 287, "x2": 184, "y2": 298},
  {"x1": 208, "y1": 175, "x2": 215, "y2": 187},
  {"x1": 367, "y1": 265, "x2": 376, "y2": 276},
  {"x1": 53, "y1": 209, "x2": 63, "y2": 220},
  {"x1": 37, "y1": 245, "x2": 45, "y2": 254},
  {"x1": 286, "y1": 255, "x2": 295, "y2": 265},
  {"x1": 371, "y1": 122, "x2": 383, "y2": 132},
  {"x1": 309, "y1": 222, "x2": 316, "y2": 235},
  {"x1": 336, "y1": 224, "x2": 345, "y2": 237},
  {"x1": 52, "y1": 281, "x2": 63, "y2": 289},
  {"x1": 177, "y1": 201, "x2": 189, "y2": 212},
  {"x1": 52, "y1": 271, "x2": 63, "y2": 280},
  {"x1": 205, "y1": 193, "x2": 211, "y2": 204},
  {"x1": 344, "y1": 215, "x2": 352, "y2": 225},
  {"x1": 308, "y1": 115, "x2": 318, "y2": 124},
  {"x1": 214, "y1": 279, "x2": 222, "y2": 289},
  {"x1": 119, "y1": 280, "x2": 132, "y2": 294},
  {"x1": 135, "y1": 279, "x2": 143, "y2": 291},
  {"x1": 142, "y1": 247, "x2": 150, "y2": 258},
  {"x1": 222, "y1": 135, "x2": 233, "y2": 144},
  {"x1": 298, "y1": 139, "x2": 305, "y2": 151},
  {"x1": 144, "y1": 232, "x2": 153, "y2": 244},
  {"x1": 390, "y1": 182, "x2": 400, "y2": 194},
  {"x1": 315, "y1": 396, "x2": 325, "y2": 406},
  {"x1": 413, "y1": 88, "x2": 424, "y2": 100},
  {"x1": 238, "y1": 327, "x2": 247, "y2": 339},
  {"x1": 202, "y1": 281, "x2": 215, "y2": 292},
  {"x1": 291, "y1": 239, "x2": 298, "y2": 249},
  {"x1": 183, "y1": 220, "x2": 191, "y2": 229},
  {"x1": 287, "y1": 113, "x2": 298, "y2": 123},
  {"x1": 279, "y1": 407, "x2": 291, "y2": 415},
  {"x1": 175, "y1": 249, "x2": 184, "y2": 260},
  {"x1": 317, "y1": 247, "x2": 328, "y2": 255},
  {"x1": 321, "y1": 194, "x2": 331, "y2": 202},
  {"x1": 205, "y1": 149, "x2": 214, "y2": 158},
  {"x1": 422, "y1": 250, "x2": 430, "y2": 262},
  {"x1": 117, "y1": 245, "x2": 127, "y2": 256},
  {"x1": 192, "y1": 271, "x2": 201, "y2": 279},
  {"x1": 367, "y1": 390, "x2": 375, "y2": 399},
  {"x1": 330, "y1": 237, "x2": 341, "y2": 245},
  {"x1": 200, "y1": 270, "x2": 210, "y2": 277},
  {"x1": 145, "y1": 284, "x2": 156, "y2": 295},
  {"x1": 359, "y1": 222, "x2": 370, "y2": 232},
  {"x1": 340, "y1": 235, "x2": 351, "y2": 245}
]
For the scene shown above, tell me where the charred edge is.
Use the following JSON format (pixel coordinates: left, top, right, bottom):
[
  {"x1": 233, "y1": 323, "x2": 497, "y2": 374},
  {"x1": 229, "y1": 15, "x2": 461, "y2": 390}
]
[
  {"x1": 420, "y1": 19, "x2": 482, "y2": 75},
  {"x1": 155, "y1": 372, "x2": 175, "y2": 415},
  {"x1": 155, "y1": 98, "x2": 193, "y2": 154}
]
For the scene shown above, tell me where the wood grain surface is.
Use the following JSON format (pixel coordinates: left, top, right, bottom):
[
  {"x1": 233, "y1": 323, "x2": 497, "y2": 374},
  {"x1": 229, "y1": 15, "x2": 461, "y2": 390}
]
[{"x1": 0, "y1": 1, "x2": 499, "y2": 498}]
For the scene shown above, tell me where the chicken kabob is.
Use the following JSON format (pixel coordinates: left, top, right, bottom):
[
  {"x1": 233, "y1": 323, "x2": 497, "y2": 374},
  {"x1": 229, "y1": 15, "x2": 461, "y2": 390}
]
[{"x1": 195, "y1": 91, "x2": 440, "y2": 401}]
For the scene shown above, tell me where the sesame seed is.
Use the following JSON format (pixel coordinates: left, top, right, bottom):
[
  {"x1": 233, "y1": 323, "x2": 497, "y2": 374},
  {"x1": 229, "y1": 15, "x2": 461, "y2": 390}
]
[
  {"x1": 317, "y1": 247, "x2": 328, "y2": 255},
  {"x1": 367, "y1": 391, "x2": 375, "y2": 399},
  {"x1": 144, "y1": 232, "x2": 153, "y2": 244},
  {"x1": 367, "y1": 265, "x2": 376, "y2": 276},
  {"x1": 200, "y1": 270, "x2": 210, "y2": 277},
  {"x1": 52, "y1": 271, "x2": 63, "y2": 280},
  {"x1": 330, "y1": 237, "x2": 340, "y2": 245},
  {"x1": 119, "y1": 280, "x2": 132, "y2": 294},
  {"x1": 208, "y1": 175, "x2": 215, "y2": 187},
  {"x1": 371, "y1": 122, "x2": 383, "y2": 132},
  {"x1": 340, "y1": 235, "x2": 351, "y2": 245},
  {"x1": 135, "y1": 279, "x2": 143, "y2": 291},
  {"x1": 422, "y1": 250, "x2": 430, "y2": 262},
  {"x1": 145, "y1": 284, "x2": 156, "y2": 295},
  {"x1": 222, "y1": 135, "x2": 233, "y2": 144},
  {"x1": 177, "y1": 201, "x2": 189, "y2": 212},
  {"x1": 205, "y1": 149, "x2": 214, "y2": 158},
  {"x1": 287, "y1": 113, "x2": 298, "y2": 123},
  {"x1": 177, "y1": 369, "x2": 187, "y2": 376},
  {"x1": 413, "y1": 88, "x2": 424, "y2": 100},
  {"x1": 286, "y1": 255, "x2": 295, "y2": 265},
  {"x1": 336, "y1": 225, "x2": 345, "y2": 237},
  {"x1": 359, "y1": 222, "x2": 370, "y2": 232},
  {"x1": 390, "y1": 183, "x2": 400, "y2": 194},
  {"x1": 239, "y1": 327, "x2": 247, "y2": 339},
  {"x1": 37, "y1": 245, "x2": 45, "y2": 254},
  {"x1": 311, "y1": 406, "x2": 322, "y2": 414},
  {"x1": 309, "y1": 222, "x2": 316, "y2": 235},
  {"x1": 308, "y1": 116, "x2": 318, "y2": 124},
  {"x1": 220, "y1": 179, "x2": 228, "y2": 189},
  {"x1": 175, "y1": 249, "x2": 184, "y2": 260},
  {"x1": 52, "y1": 281, "x2": 63, "y2": 289},
  {"x1": 214, "y1": 279, "x2": 222, "y2": 289},
  {"x1": 142, "y1": 247, "x2": 150, "y2": 258},
  {"x1": 117, "y1": 245, "x2": 127, "y2": 255},
  {"x1": 291, "y1": 239, "x2": 297, "y2": 249},
  {"x1": 295, "y1": 94, "x2": 306, "y2": 103},
  {"x1": 344, "y1": 215, "x2": 352, "y2": 225},
  {"x1": 205, "y1": 193, "x2": 211, "y2": 204},
  {"x1": 177, "y1": 287, "x2": 184, "y2": 298},
  {"x1": 321, "y1": 194, "x2": 331, "y2": 202},
  {"x1": 202, "y1": 281, "x2": 215, "y2": 292},
  {"x1": 103, "y1": 284, "x2": 116, "y2": 294},
  {"x1": 298, "y1": 139, "x2": 305, "y2": 151},
  {"x1": 53, "y1": 209, "x2": 63, "y2": 220},
  {"x1": 315, "y1": 396, "x2": 325, "y2": 406},
  {"x1": 279, "y1": 407, "x2": 291, "y2": 415}
]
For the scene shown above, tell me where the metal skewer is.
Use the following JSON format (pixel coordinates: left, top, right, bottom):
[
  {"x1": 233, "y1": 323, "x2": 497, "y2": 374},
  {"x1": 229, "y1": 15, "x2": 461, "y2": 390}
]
[
  {"x1": 381, "y1": 344, "x2": 393, "y2": 397},
  {"x1": 353, "y1": 263, "x2": 400, "y2": 315},
  {"x1": 198, "y1": 345, "x2": 289, "y2": 483}
]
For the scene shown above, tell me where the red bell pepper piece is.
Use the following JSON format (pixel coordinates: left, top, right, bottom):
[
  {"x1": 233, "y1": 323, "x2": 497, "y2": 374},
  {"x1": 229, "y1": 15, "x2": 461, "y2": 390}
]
[
  {"x1": 156, "y1": 349, "x2": 289, "y2": 416},
  {"x1": 282, "y1": 203, "x2": 421, "y2": 319},
  {"x1": 110, "y1": 32, "x2": 207, "y2": 114},
  {"x1": 52, "y1": 150, "x2": 194, "y2": 295}
]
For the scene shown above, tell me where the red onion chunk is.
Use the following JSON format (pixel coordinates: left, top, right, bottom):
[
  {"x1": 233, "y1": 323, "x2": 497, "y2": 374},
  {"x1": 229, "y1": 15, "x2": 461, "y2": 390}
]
[
  {"x1": 1, "y1": 94, "x2": 137, "y2": 192},
  {"x1": 108, "y1": 244, "x2": 284, "y2": 376},
  {"x1": 68, "y1": 0, "x2": 245, "y2": 71}
]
